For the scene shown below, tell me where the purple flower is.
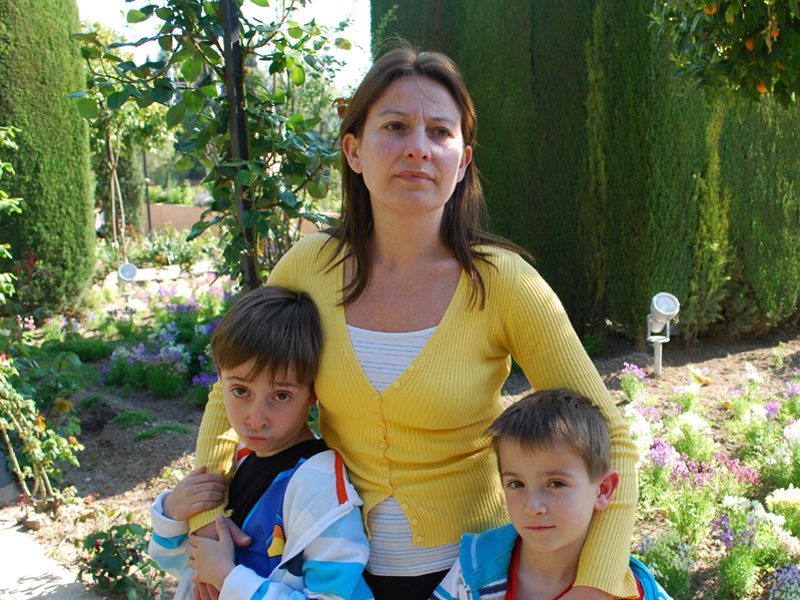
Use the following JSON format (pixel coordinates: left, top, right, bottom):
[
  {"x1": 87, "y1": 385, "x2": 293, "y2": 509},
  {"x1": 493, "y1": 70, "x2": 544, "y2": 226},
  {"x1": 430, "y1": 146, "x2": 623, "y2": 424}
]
[
  {"x1": 785, "y1": 382, "x2": 800, "y2": 400},
  {"x1": 622, "y1": 362, "x2": 649, "y2": 382},
  {"x1": 193, "y1": 372, "x2": 218, "y2": 388},
  {"x1": 647, "y1": 440, "x2": 680, "y2": 469},
  {"x1": 765, "y1": 401, "x2": 781, "y2": 420},
  {"x1": 768, "y1": 564, "x2": 800, "y2": 600}
]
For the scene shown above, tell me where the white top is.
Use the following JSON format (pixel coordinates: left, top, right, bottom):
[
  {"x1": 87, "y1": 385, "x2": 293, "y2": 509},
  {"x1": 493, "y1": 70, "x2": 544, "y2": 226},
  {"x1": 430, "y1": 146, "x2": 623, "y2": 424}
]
[{"x1": 347, "y1": 324, "x2": 459, "y2": 576}]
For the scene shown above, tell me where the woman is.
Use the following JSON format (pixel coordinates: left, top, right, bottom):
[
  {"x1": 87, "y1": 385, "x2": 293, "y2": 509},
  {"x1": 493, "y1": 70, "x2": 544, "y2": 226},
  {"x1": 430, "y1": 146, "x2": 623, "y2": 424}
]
[{"x1": 192, "y1": 43, "x2": 640, "y2": 600}]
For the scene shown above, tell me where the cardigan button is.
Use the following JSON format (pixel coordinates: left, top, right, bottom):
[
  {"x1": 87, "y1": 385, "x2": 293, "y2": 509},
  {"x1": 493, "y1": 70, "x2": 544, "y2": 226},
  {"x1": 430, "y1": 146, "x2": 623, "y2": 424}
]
[
  {"x1": 411, "y1": 519, "x2": 419, "y2": 526},
  {"x1": 374, "y1": 413, "x2": 381, "y2": 420},
  {"x1": 416, "y1": 536, "x2": 423, "y2": 543},
  {"x1": 393, "y1": 382, "x2": 400, "y2": 388},
  {"x1": 407, "y1": 365, "x2": 414, "y2": 371},
  {"x1": 401, "y1": 503, "x2": 409, "y2": 510},
  {"x1": 379, "y1": 442, "x2": 386, "y2": 449},
  {"x1": 378, "y1": 427, "x2": 384, "y2": 435},
  {"x1": 374, "y1": 394, "x2": 380, "y2": 401}
]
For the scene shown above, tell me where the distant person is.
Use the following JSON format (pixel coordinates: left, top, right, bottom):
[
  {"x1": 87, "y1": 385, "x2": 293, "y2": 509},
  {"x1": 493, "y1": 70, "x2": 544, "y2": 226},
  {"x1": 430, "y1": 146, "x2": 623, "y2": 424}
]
[
  {"x1": 430, "y1": 389, "x2": 671, "y2": 600},
  {"x1": 192, "y1": 42, "x2": 639, "y2": 600},
  {"x1": 148, "y1": 286, "x2": 373, "y2": 600}
]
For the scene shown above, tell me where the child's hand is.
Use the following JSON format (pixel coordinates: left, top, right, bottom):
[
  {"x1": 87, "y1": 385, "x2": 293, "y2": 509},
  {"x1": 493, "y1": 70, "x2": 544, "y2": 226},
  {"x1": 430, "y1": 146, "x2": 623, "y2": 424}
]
[
  {"x1": 187, "y1": 515, "x2": 236, "y2": 591},
  {"x1": 163, "y1": 466, "x2": 227, "y2": 522}
]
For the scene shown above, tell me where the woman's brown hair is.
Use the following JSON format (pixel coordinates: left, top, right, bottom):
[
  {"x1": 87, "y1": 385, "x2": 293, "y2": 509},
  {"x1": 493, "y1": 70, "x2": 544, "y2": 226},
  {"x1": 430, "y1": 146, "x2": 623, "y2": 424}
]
[{"x1": 326, "y1": 40, "x2": 524, "y2": 308}]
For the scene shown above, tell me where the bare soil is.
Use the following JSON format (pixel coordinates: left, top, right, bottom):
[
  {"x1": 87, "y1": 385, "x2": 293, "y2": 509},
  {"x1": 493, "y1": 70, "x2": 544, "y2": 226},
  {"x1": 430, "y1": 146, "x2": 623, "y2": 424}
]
[{"x1": 4, "y1": 324, "x2": 800, "y2": 599}]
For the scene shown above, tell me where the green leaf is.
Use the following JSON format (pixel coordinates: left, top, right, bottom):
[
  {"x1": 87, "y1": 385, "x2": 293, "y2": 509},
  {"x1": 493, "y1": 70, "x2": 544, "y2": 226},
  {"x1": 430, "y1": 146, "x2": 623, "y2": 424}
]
[
  {"x1": 181, "y1": 58, "x2": 203, "y2": 82},
  {"x1": 77, "y1": 97, "x2": 99, "y2": 121},
  {"x1": 134, "y1": 92, "x2": 155, "y2": 108},
  {"x1": 80, "y1": 46, "x2": 101, "y2": 60},
  {"x1": 791, "y1": 0, "x2": 800, "y2": 18},
  {"x1": 158, "y1": 35, "x2": 174, "y2": 52},
  {"x1": 155, "y1": 7, "x2": 173, "y2": 19},
  {"x1": 235, "y1": 169, "x2": 257, "y2": 186},
  {"x1": 288, "y1": 27, "x2": 304, "y2": 39},
  {"x1": 185, "y1": 90, "x2": 205, "y2": 114},
  {"x1": 126, "y1": 9, "x2": 148, "y2": 23},
  {"x1": 200, "y1": 84, "x2": 219, "y2": 97},
  {"x1": 166, "y1": 101, "x2": 187, "y2": 129},
  {"x1": 173, "y1": 47, "x2": 194, "y2": 62},
  {"x1": 273, "y1": 89, "x2": 285, "y2": 104},
  {"x1": 72, "y1": 32, "x2": 99, "y2": 44},
  {"x1": 106, "y1": 90, "x2": 130, "y2": 110},
  {"x1": 199, "y1": 157, "x2": 215, "y2": 169},
  {"x1": 307, "y1": 178, "x2": 328, "y2": 199},
  {"x1": 288, "y1": 113, "x2": 305, "y2": 126},
  {"x1": 175, "y1": 157, "x2": 195, "y2": 171},
  {"x1": 334, "y1": 37, "x2": 352, "y2": 50},
  {"x1": 204, "y1": 2, "x2": 219, "y2": 16},
  {"x1": 291, "y1": 65, "x2": 305, "y2": 86},
  {"x1": 250, "y1": 0, "x2": 270, "y2": 5},
  {"x1": 66, "y1": 92, "x2": 87, "y2": 99}
]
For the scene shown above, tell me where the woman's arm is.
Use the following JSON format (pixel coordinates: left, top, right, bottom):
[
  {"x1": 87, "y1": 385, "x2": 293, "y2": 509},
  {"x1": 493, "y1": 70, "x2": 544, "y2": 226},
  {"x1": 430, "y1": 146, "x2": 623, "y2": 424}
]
[
  {"x1": 187, "y1": 383, "x2": 240, "y2": 533},
  {"x1": 506, "y1": 258, "x2": 640, "y2": 598}
]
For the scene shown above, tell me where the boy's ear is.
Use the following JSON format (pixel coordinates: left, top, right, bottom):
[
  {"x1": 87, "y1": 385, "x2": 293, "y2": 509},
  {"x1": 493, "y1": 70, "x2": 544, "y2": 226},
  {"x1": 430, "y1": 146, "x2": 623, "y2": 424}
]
[{"x1": 594, "y1": 469, "x2": 620, "y2": 511}]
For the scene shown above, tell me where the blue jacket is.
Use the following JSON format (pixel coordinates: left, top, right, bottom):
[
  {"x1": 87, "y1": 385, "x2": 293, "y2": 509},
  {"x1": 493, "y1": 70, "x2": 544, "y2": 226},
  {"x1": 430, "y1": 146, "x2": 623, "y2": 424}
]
[
  {"x1": 430, "y1": 523, "x2": 672, "y2": 600},
  {"x1": 150, "y1": 449, "x2": 374, "y2": 600}
]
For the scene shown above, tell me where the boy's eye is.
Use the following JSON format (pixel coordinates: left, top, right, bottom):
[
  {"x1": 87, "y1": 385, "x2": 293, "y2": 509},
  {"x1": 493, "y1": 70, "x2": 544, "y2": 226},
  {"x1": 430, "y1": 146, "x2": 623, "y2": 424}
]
[
  {"x1": 231, "y1": 386, "x2": 249, "y2": 398},
  {"x1": 506, "y1": 480, "x2": 524, "y2": 490},
  {"x1": 547, "y1": 480, "x2": 567, "y2": 489},
  {"x1": 274, "y1": 392, "x2": 292, "y2": 403}
]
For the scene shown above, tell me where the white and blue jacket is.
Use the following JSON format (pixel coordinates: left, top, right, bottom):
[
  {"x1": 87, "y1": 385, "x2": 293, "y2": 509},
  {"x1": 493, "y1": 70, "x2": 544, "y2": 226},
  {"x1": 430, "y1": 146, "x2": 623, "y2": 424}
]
[
  {"x1": 430, "y1": 523, "x2": 672, "y2": 600},
  {"x1": 149, "y1": 449, "x2": 374, "y2": 600}
]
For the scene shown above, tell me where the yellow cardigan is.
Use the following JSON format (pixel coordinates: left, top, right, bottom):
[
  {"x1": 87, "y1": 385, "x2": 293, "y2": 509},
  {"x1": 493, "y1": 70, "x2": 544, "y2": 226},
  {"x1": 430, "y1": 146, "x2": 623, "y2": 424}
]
[{"x1": 191, "y1": 233, "x2": 640, "y2": 598}]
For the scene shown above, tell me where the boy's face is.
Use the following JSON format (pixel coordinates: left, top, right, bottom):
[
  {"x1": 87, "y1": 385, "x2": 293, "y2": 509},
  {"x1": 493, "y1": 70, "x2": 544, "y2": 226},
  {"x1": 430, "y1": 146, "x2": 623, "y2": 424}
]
[
  {"x1": 498, "y1": 439, "x2": 616, "y2": 560},
  {"x1": 221, "y1": 358, "x2": 317, "y2": 457}
]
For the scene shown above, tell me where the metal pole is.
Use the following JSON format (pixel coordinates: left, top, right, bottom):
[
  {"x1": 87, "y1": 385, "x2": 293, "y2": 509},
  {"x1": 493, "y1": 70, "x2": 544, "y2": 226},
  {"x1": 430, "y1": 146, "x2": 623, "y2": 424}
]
[
  {"x1": 142, "y1": 150, "x2": 152, "y2": 234},
  {"x1": 220, "y1": 0, "x2": 259, "y2": 292}
]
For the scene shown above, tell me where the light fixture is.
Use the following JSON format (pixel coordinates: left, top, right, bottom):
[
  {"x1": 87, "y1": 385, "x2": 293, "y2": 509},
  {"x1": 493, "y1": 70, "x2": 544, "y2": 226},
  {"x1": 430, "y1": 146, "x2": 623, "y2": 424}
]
[
  {"x1": 647, "y1": 292, "x2": 680, "y2": 377},
  {"x1": 118, "y1": 262, "x2": 138, "y2": 303}
]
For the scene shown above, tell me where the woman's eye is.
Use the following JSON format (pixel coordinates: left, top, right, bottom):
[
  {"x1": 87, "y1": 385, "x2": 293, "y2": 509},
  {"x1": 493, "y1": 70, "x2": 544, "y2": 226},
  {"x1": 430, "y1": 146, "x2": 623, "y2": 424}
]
[
  {"x1": 274, "y1": 392, "x2": 292, "y2": 403},
  {"x1": 384, "y1": 122, "x2": 404, "y2": 132},
  {"x1": 432, "y1": 127, "x2": 452, "y2": 137}
]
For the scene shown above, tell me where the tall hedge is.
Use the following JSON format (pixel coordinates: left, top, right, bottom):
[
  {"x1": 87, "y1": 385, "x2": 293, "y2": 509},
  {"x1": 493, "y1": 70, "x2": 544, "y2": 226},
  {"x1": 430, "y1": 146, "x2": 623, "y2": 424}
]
[
  {"x1": 372, "y1": 1, "x2": 800, "y2": 339},
  {"x1": 0, "y1": 0, "x2": 94, "y2": 310}
]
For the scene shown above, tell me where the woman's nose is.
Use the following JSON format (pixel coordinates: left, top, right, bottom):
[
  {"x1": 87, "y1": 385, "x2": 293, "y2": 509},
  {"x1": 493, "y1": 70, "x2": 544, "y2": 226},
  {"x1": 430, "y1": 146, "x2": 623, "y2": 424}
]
[{"x1": 405, "y1": 126, "x2": 430, "y2": 160}]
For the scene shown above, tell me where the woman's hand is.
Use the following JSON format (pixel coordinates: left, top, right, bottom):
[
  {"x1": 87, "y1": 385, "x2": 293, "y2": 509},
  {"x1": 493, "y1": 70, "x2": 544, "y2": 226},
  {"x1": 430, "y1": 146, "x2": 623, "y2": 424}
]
[{"x1": 562, "y1": 587, "x2": 615, "y2": 600}]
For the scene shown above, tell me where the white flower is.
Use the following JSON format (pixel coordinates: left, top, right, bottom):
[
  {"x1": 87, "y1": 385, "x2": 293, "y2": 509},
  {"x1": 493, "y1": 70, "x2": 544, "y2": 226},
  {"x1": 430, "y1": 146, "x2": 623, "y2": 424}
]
[
  {"x1": 744, "y1": 362, "x2": 764, "y2": 383},
  {"x1": 743, "y1": 405, "x2": 767, "y2": 424},
  {"x1": 785, "y1": 421, "x2": 800, "y2": 446}
]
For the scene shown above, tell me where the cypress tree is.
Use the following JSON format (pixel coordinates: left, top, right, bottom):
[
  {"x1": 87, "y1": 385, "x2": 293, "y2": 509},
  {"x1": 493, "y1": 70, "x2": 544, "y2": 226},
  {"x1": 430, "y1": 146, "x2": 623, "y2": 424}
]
[{"x1": 0, "y1": 0, "x2": 94, "y2": 310}]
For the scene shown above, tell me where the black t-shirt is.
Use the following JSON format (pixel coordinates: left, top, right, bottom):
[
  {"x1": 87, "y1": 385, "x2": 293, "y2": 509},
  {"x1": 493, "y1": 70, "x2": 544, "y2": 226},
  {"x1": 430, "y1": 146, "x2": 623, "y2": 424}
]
[{"x1": 228, "y1": 438, "x2": 328, "y2": 529}]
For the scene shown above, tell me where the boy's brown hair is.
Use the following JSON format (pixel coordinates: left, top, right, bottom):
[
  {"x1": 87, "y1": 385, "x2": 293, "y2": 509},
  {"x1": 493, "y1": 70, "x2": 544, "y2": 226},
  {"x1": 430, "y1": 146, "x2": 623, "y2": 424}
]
[
  {"x1": 486, "y1": 389, "x2": 610, "y2": 480},
  {"x1": 210, "y1": 286, "x2": 321, "y2": 386}
]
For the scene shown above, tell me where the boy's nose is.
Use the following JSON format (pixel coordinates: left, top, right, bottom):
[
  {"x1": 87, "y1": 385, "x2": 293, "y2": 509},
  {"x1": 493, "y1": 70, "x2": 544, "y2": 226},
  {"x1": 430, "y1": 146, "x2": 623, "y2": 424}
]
[
  {"x1": 524, "y1": 492, "x2": 547, "y2": 516},
  {"x1": 247, "y1": 405, "x2": 269, "y2": 430}
]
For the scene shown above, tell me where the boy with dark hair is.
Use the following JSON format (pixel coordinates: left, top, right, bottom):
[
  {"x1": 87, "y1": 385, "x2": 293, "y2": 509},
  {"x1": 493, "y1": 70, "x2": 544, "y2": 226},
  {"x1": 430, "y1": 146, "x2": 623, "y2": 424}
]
[
  {"x1": 430, "y1": 389, "x2": 671, "y2": 600},
  {"x1": 149, "y1": 286, "x2": 374, "y2": 600}
]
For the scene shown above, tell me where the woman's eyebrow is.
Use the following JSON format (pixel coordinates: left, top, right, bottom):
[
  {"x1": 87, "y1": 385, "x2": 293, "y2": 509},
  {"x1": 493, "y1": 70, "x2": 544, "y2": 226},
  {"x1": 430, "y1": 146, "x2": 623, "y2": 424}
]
[{"x1": 375, "y1": 108, "x2": 457, "y2": 125}]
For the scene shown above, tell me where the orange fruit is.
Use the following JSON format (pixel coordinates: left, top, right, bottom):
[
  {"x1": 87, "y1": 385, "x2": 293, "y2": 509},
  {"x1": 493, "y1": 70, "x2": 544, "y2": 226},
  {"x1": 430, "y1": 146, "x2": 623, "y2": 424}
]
[
  {"x1": 757, "y1": 81, "x2": 768, "y2": 93},
  {"x1": 703, "y1": 3, "x2": 718, "y2": 14},
  {"x1": 771, "y1": 28, "x2": 780, "y2": 38},
  {"x1": 723, "y1": 401, "x2": 732, "y2": 409},
  {"x1": 746, "y1": 38, "x2": 755, "y2": 51},
  {"x1": 779, "y1": 61, "x2": 786, "y2": 71}
]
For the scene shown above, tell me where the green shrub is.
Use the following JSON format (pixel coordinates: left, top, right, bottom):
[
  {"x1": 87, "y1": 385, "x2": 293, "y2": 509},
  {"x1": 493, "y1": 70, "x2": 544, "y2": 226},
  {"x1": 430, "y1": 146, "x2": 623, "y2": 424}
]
[
  {"x1": 0, "y1": 0, "x2": 94, "y2": 311},
  {"x1": 133, "y1": 423, "x2": 190, "y2": 442},
  {"x1": 109, "y1": 410, "x2": 154, "y2": 429},
  {"x1": 63, "y1": 338, "x2": 114, "y2": 362}
]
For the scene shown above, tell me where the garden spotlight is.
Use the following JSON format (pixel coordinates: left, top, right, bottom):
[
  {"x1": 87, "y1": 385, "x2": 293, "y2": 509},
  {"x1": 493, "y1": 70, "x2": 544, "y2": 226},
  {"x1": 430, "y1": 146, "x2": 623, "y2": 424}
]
[
  {"x1": 647, "y1": 292, "x2": 680, "y2": 377},
  {"x1": 118, "y1": 262, "x2": 138, "y2": 304}
]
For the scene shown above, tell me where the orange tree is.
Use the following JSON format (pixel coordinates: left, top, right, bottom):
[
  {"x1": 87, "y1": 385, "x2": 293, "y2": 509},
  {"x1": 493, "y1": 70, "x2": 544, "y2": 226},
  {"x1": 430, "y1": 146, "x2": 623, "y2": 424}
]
[{"x1": 653, "y1": 1, "x2": 800, "y2": 107}]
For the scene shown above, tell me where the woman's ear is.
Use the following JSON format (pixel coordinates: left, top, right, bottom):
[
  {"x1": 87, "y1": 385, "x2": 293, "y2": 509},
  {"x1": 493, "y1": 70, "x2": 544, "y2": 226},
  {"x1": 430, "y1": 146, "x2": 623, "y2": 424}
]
[
  {"x1": 594, "y1": 469, "x2": 620, "y2": 511},
  {"x1": 456, "y1": 144, "x2": 473, "y2": 182},
  {"x1": 342, "y1": 133, "x2": 362, "y2": 174}
]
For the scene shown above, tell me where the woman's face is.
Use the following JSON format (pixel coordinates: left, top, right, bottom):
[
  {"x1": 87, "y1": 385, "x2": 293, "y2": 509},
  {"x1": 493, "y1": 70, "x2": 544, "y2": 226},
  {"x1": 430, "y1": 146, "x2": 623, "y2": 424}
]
[{"x1": 342, "y1": 75, "x2": 472, "y2": 223}]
